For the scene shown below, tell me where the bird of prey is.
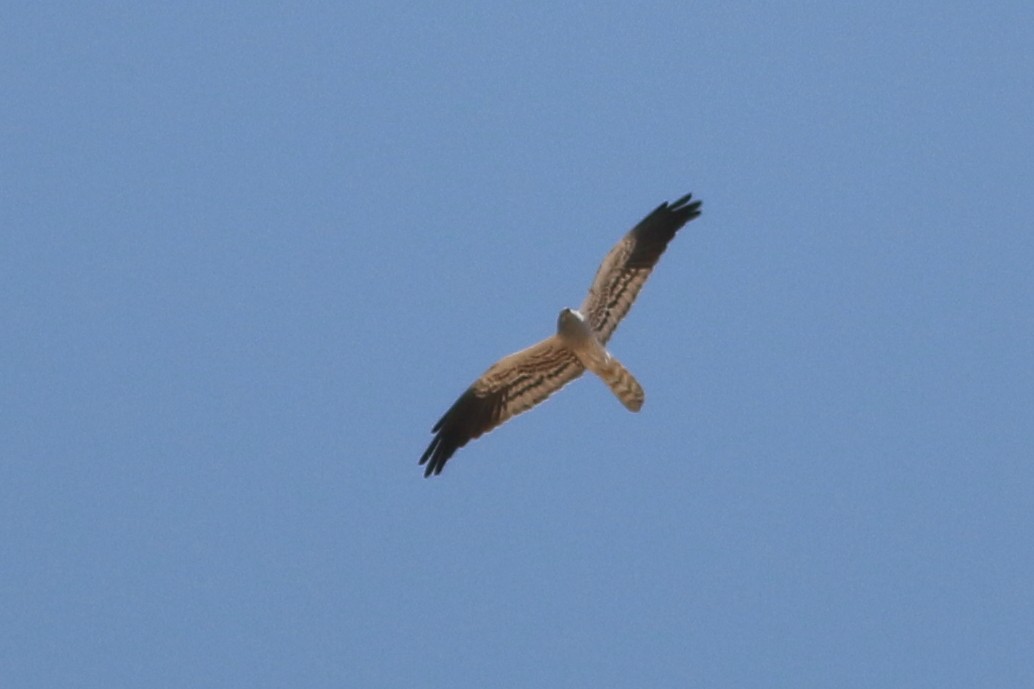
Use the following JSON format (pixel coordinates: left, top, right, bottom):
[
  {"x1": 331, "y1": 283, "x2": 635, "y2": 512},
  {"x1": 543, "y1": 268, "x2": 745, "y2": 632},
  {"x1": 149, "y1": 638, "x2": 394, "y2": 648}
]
[{"x1": 419, "y1": 192, "x2": 702, "y2": 476}]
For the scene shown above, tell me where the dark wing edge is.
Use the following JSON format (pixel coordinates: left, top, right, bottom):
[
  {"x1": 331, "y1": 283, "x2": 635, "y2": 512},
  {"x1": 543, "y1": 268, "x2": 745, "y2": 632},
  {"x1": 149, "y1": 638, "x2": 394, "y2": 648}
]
[
  {"x1": 626, "y1": 193, "x2": 702, "y2": 269},
  {"x1": 582, "y1": 192, "x2": 702, "y2": 342},
  {"x1": 419, "y1": 342, "x2": 584, "y2": 477}
]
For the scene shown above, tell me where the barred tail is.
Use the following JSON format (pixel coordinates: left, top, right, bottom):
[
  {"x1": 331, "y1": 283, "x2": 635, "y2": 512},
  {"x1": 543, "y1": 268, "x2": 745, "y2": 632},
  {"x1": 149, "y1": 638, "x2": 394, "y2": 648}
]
[{"x1": 593, "y1": 354, "x2": 644, "y2": 412}]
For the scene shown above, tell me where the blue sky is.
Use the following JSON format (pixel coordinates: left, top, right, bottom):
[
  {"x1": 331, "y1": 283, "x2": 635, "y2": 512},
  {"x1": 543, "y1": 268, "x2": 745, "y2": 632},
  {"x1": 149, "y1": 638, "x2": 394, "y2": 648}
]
[{"x1": 3, "y1": 2, "x2": 1032, "y2": 687}]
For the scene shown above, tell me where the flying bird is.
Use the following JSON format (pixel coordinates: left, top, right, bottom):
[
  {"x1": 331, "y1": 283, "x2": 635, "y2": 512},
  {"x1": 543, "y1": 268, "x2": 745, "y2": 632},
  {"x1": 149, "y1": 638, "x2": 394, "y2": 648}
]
[{"x1": 420, "y1": 192, "x2": 702, "y2": 476}]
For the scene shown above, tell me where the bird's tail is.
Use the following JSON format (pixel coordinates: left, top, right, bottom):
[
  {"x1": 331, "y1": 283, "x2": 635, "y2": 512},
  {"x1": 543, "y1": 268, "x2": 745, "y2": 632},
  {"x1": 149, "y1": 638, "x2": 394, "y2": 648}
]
[{"x1": 591, "y1": 353, "x2": 644, "y2": 412}]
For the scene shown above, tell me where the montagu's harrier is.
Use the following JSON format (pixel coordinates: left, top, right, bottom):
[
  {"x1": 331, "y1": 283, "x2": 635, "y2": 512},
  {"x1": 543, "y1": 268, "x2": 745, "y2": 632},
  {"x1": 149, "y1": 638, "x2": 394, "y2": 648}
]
[{"x1": 420, "y1": 192, "x2": 702, "y2": 476}]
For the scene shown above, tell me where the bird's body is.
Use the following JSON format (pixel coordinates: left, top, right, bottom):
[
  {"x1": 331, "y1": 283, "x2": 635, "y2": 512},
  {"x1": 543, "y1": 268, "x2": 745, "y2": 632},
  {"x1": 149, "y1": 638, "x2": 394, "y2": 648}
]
[
  {"x1": 420, "y1": 192, "x2": 702, "y2": 476},
  {"x1": 556, "y1": 308, "x2": 644, "y2": 412}
]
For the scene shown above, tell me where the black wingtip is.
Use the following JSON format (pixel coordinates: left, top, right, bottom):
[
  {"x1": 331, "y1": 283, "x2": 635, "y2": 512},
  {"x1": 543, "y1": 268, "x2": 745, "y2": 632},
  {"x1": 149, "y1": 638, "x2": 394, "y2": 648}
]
[
  {"x1": 625, "y1": 191, "x2": 702, "y2": 268},
  {"x1": 419, "y1": 431, "x2": 454, "y2": 477},
  {"x1": 640, "y1": 192, "x2": 702, "y2": 231},
  {"x1": 668, "y1": 192, "x2": 702, "y2": 221},
  {"x1": 419, "y1": 386, "x2": 499, "y2": 477}
]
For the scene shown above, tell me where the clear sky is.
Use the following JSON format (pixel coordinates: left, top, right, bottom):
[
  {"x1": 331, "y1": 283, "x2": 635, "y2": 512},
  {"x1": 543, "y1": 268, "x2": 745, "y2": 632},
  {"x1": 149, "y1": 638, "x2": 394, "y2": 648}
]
[{"x1": 3, "y1": 2, "x2": 1032, "y2": 687}]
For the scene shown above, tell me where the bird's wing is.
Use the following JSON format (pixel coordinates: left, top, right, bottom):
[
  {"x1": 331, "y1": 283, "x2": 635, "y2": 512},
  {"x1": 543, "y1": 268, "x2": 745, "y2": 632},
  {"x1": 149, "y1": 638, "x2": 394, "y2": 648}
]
[
  {"x1": 420, "y1": 336, "x2": 584, "y2": 476},
  {"x1": 580, "y1": 193, "x2": 702, "y2": 344}
]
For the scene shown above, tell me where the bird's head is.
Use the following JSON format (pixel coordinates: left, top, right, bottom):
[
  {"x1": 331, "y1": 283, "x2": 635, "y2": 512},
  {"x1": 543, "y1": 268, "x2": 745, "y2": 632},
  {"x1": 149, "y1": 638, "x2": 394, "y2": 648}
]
[{"x1": 557, "y1": 307, "x2": 584, "y2": 332}]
